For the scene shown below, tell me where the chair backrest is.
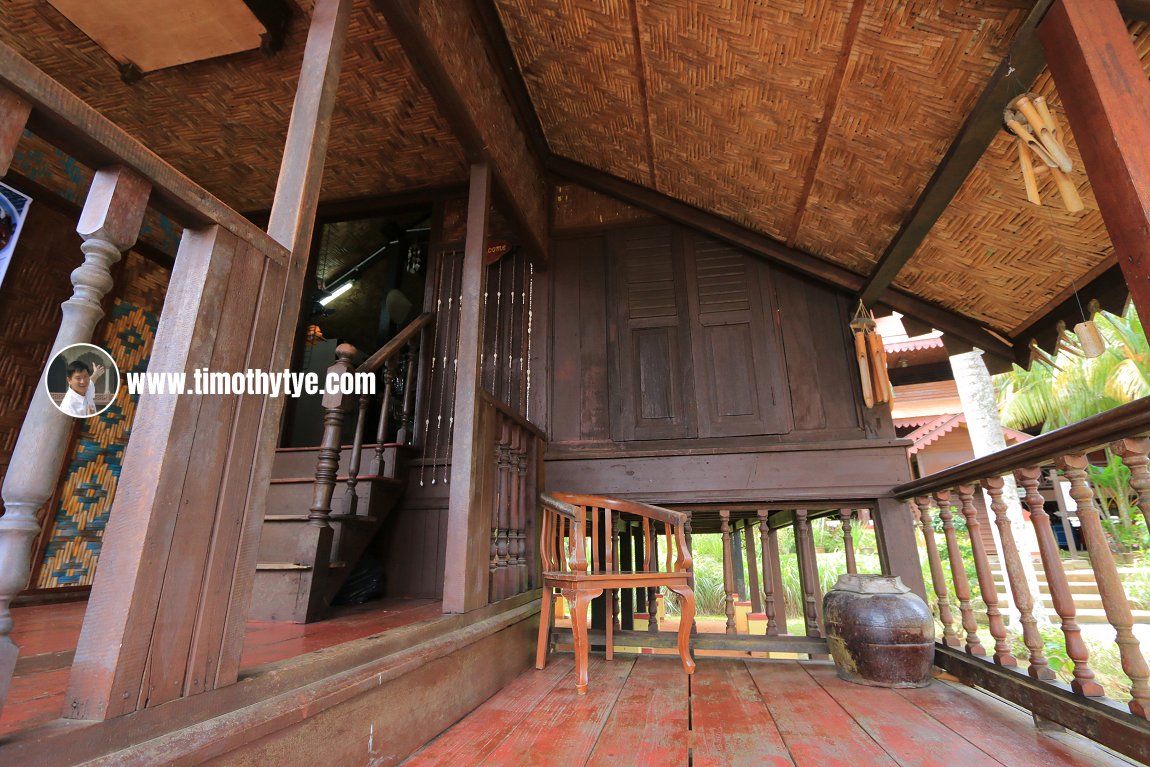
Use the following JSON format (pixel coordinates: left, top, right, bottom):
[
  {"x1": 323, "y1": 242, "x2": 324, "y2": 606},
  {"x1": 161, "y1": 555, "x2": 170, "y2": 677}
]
[{"x1": 539, "y1": 492, "x2": 692, "y2": 575}]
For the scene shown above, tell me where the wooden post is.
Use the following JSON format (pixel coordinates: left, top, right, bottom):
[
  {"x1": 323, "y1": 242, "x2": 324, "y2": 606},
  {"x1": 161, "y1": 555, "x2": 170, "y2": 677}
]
[
  {"x1": 913, "y1": 496, "x2": 961, "y2": 648},
  {"x1": 872, "y1": 496, "x2": 927, "y2": 600},
  {"x1": 732, "y1": 525, "x2": 747, "y2": 600},
  {"x1": 65, "y1": 0, "x2": 350, "y2": 718},
  {"x1": 720, "y1": 510, "x2": 736, "y2": 635},
  {"x1": 757, "y1": 511, "x2": 778, "y2": 635},
  {"x1": 1015, "y1": 468, "x2": 1102, "y2": 696},
  {"x1": 766, "y1": 521, "x2": 785, "y2": 635},
  {"x1": 0, "y1": 166, "x2": 149, "y2": 715},
  {"x1": 619, "y1": 522, "x2": 634, "y2": 631},
  {"x1": 1112, "y1": 439, "x2": 1150, "y2": 530},
  {"x1": 982, "y1": 476, "x2": 1054, "y2": 681},
  {"x1": 934, "y1": 490, "x2": 984, "y2": 655},
  {"x1": 744, "y1": 520, "x2": 762, "y2": 613},
  {"x1": 957, "y1": 484, "x2": 1017, "y2": 667},
  {"x1": 634, "y1": 525, "x2": 646, "y2": 615},
  {"x1": 0, "y1": 86, "x2": 31, "y2": 176},
  {"x1": 839, "y1": 508, "x2": 857, "y2": 575},
  {"x1": 794, "y1": 510, "x2": 822, "y2": 639},
  {"x1": 443, "y1": 163, "x2": 492, "y2": 613},
  {"x1": 396, "y1": 340, "x2": 419, "y2": 445},
  {"x1": 1039, "y1": 0, "x2": 1150, "y2": 322},
  {"x1": 1056, "y1": 455, "x2": 1150, "y2": 717}
]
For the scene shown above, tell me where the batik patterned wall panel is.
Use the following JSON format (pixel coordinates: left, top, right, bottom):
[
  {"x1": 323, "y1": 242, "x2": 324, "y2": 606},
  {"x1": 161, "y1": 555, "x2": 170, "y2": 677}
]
[{"x1": 36, "y1": 251, "x2": 169, "y2": 588}]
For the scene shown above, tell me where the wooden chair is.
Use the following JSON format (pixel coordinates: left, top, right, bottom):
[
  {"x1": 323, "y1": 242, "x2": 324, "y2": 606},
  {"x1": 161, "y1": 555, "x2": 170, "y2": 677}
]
[{"x1": 536, "y1": 492, "x2": 696, "y2": 694}]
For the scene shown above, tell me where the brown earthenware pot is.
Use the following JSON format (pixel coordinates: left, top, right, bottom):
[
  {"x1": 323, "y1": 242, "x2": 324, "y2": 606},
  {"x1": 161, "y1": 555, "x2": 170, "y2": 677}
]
[{"x1": 823, "y1": 574, "x2": 935, "y2": 688}]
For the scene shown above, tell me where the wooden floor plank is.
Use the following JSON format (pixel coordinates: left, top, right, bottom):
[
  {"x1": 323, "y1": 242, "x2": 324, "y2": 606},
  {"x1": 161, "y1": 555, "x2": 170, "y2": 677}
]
[
  {"x1": 480, "y1": 657, "x2": 635, "y2": 767},
  {"x1": 585, "y1": 657, "x2": 689, "y2": 767},
  {"x1": 402, "y1": 656, "x2": 575, "y2": 766},
  {"x1": 747, "y1": 661, "x2": 899, "y2": 767},
  {"x1": 897, "y1": 679, "x2": 1134, "y2": 767},
  {"x1": 805, "y1": 664, "x2": 1004, "y2": 767},
  {"x1": 690, "y1": 661, "x2": 795, "y2": 767}
]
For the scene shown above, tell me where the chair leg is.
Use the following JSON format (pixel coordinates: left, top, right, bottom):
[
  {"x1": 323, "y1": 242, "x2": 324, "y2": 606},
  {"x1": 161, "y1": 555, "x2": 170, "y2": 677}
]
[
  {"x1": 605, "y1": 589, "x2": 614, "y2": 661},
  {"x1": 569, "y1": 588, "x2": 600, "y2": 695},
  {"x1": 669, "y1": 584, "x2": 697, "y2": 675},
  {"x1": 536, "y1": 586, "x2": 554, "y2": 670}
]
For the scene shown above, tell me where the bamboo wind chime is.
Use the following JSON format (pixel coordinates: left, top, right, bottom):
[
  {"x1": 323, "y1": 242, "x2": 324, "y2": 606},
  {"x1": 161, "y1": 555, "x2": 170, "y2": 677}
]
[
  {"x1": 850, "y1": 304, "x2": 891, "y2": 409},
  {"x1": 1004, "y1": 93, "x2": 1084, "y2": 213}
]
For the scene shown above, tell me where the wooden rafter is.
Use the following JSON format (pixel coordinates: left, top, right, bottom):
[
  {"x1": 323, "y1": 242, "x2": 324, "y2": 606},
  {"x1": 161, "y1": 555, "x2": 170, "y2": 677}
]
[
  {"x1": 857, "y1": 0, "x2": 1056, "y2": 308},
  {"x1": 372, "y1": 0, "x2": 548, "y2": 263}
]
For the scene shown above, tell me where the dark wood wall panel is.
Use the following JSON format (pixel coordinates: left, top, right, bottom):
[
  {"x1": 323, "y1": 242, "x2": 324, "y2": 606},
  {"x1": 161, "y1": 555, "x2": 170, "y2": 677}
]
[
  {"x1": 773, "y1": 269, "x2": 862, "y2": 433},
  {"x1": 550, "y1": 220, "x2": 873, "y2": 450}
]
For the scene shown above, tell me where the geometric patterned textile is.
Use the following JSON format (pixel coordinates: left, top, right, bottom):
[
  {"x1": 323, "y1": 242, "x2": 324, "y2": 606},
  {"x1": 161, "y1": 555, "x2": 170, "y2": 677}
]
[{"x1": 36, "y1": 252, "x2": 168, "y2": 588}]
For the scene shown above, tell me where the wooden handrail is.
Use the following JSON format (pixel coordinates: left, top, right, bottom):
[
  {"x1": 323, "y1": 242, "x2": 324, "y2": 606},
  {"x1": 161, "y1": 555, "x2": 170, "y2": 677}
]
[
  {"x1": 547, "y1": 492, "x2": 689, "y2": 528},
  {"x1": 0, "y1": 42, "x2": 287, "y2": 263},
  {"x1": 894, "y1": 397, "x2": 1150, "y2": 499},
  {"x1": 357, "y1": 312, "x2": 434, "y2": 374},
  {"x1": 478, "y1": 389, "x2": 545, "y2": 439}
]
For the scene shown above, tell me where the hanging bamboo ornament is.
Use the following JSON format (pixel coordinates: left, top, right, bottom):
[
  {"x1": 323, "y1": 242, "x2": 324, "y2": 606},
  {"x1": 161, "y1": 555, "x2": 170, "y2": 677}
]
[
  {"x1": 1075, "y1": 299, "x2": 1106, "y2": 358},
  {"x1": 1004, "y1": 93, "x2": 1083, "y2": 213},
  {"x1": 850, "y1": 304, "x2": 891, "y2": 408}
]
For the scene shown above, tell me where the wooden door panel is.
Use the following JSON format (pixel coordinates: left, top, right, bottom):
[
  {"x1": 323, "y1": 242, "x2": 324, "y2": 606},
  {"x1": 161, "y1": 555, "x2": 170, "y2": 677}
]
[
  {"x1": 687, "y1": 235, "x2": 790, "y2": 437},
  {"x1": 608, "y1": 226, "x2": 696, "y2": 441}
]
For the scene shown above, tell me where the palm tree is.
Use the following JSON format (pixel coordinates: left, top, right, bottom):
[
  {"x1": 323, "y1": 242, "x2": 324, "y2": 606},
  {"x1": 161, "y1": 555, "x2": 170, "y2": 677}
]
[
  {"x1": 996, "y1": 303, "x2": 1148, "y2": 433},
  {"x1": 994, "y1": 303, "x2": 1149, "y2": 548}
]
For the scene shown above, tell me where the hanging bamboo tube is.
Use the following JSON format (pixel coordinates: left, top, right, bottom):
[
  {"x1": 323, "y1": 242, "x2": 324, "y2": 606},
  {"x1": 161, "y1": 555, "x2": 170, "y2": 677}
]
[
  {"x1": 1018, "y1": 140, "x2": 1041, "y2": 205},
  {"x1": 852, "y1": 324, "x2": 873, "y2": 408}
]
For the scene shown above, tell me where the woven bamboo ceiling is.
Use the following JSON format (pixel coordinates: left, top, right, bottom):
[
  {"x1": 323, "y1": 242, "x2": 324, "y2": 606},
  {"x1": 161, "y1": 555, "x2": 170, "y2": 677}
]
[
  {"x1": 493, "y1": 0, "x2": 1147, "y2": 336},
  {"x1": 0, "y1": 0, "x2": 467, "y2": 213},
  {"x1": 2, "y1": 0, "x2": 1147, "y2": 339}
]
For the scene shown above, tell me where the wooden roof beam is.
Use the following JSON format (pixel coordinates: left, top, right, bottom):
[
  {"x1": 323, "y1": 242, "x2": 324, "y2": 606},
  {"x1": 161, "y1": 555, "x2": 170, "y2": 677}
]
[
  {"x1": 857, "y1": 0, "x2": 1055, "y2": 309},
  {"x1": 858, "y1": 0, "x2": 1148, "y2": 309},
  {"x1": 548, "y1": 156, "x2": 1014, "y2": 361},
  {"x1": 372, "y1": 0, "x2": 548, "y2": 264}
]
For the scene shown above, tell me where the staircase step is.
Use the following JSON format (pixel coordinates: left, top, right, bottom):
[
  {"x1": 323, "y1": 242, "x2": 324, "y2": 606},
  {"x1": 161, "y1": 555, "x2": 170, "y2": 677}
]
[
  {"x1": 257, "y1": 563, "x2": 311, "y2": 571},
  {"x1": 272, "y1": 443, "x2": 420, "y2": 477}
]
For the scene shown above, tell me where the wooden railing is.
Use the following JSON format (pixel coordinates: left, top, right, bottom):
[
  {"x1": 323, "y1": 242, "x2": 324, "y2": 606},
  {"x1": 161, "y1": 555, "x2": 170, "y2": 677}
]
[
  {"x1": 307, "y1": 312, "x2": 433, "y2": 525},
  {"x1": 478, "y1": 390, "x2": 544, "y2": 603},
  {"x1": 894, "y1": 398, "x2": 1150, "y2": 762},
  {"x1": 0, "y1": 15, "x2": 337, "y2": 718}
]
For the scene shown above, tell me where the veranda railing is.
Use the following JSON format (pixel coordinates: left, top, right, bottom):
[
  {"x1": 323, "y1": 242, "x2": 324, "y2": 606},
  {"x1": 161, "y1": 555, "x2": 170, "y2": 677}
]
[{"x1": 893, "y1": 397, "x2": 1150, "y2": 762}]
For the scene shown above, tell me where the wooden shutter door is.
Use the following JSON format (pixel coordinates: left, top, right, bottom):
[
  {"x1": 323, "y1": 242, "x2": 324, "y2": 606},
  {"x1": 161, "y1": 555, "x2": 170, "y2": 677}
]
[
  {"x1": 685, "y1": 234, "x2": 791, "y2": 437},
  {"x1": 608, "y1": 226, "x2": 696, "y2": 441}
]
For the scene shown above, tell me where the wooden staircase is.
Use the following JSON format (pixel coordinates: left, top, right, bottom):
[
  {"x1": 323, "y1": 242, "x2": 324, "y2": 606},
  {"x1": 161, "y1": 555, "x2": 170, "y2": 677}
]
[
  {"x1": 992, "y1": 556, "x2": 1150, "y2": 625},
  {"x1": 249, "y1": 312, "x2": 433, "y2": 623},
  {"x1": 249, "y1": 444, "x2": 414, "y2": 622}
]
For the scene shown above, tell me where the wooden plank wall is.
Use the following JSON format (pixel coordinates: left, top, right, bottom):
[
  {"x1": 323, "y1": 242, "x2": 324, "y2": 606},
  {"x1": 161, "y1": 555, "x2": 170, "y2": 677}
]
[{"x1": 549, "y1": 222, "x2": 884, "y2": 448}]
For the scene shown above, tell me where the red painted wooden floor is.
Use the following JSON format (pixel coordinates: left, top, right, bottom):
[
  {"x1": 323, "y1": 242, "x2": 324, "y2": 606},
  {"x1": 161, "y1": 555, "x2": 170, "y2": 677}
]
[
  {"x1": 0, "y1": 597, "x2": 441, "y2": 739},
  {"x1": 402, "y1": 657, "x2": 1134, "y2": 767}
]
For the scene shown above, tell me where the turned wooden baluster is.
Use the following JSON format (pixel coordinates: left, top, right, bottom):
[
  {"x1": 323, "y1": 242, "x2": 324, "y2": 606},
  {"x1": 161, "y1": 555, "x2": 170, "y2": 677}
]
[
  {"x1": 720, "y1": 510, "x2": 737, "y2": 635},
  {"x1": 495, "y1": 420, "x2": 512, "y2": 600},
  {"x1": 794, "y1": 510, "x2": 823, "y2": 639},
  {"x1": 373, "y1": 357, "x2": 396, "y2": 470},
  {"x1": 647, "y1": 522, "x2": 659, "y2": 633},
  {"x1": 0, "y1": 162, "x2": 148, "y2": 715},
  {"x1": 765, "y1": 519, "x2": 784, "y2": 635},
  {"x1": 1015, "y1": 467, "x2": 1103, "y2": 696},
  {"x1": 684, "y1": 515, "x2": 698, "y2": 635},
  {"x1": 514, "y1": 432, "x2": 529, "y2": 594},
  {"x1": 744, "y1": 520, "x2": 763, "y2": 613},
  {"x1": 757, "y1": 511, "x2": 779, "y2": 635},
  {"x1": 611, "y1": 518, "x2": 621, "y2": 632},
  {"x1": 1113, "y1": 438, "x2": 1150, "y2": 530},
  {"x1": 341, "y1": 393, "x2": 370, "y2": 516},
  {"x1": 1056, "y1": 455, "x2": 1150, "y2": 716},
  {"x1": 634, "y1": 525, "x2": 647, "y2": 615},
  {"x1": 956, "y1": 485, "x2": 1017, "y2": 666},
  {"x1": 396, "y1": 339, "x2": 419, "y2": 445},
  {"x1": 934, "y1": 490, "x2": 985, "y2": 655},
  {"x1": 309, "y1": 344, "x2": 357, "y2": 526},
  {"x1": 982, "y1": 476, "x2": 1053, "y2": 680},
  {"x1": 913, "y1": 496, "x2": 961, "y2": 647},
  {"x1": 839, "y1": 508, "x2": 857, "y2": 575}
]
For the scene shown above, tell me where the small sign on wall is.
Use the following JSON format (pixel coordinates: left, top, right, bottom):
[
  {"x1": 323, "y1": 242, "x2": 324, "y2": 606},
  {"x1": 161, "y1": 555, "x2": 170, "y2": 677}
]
[{"x1": 0, "y1": 181, "x2": 33, "y2": 291}]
